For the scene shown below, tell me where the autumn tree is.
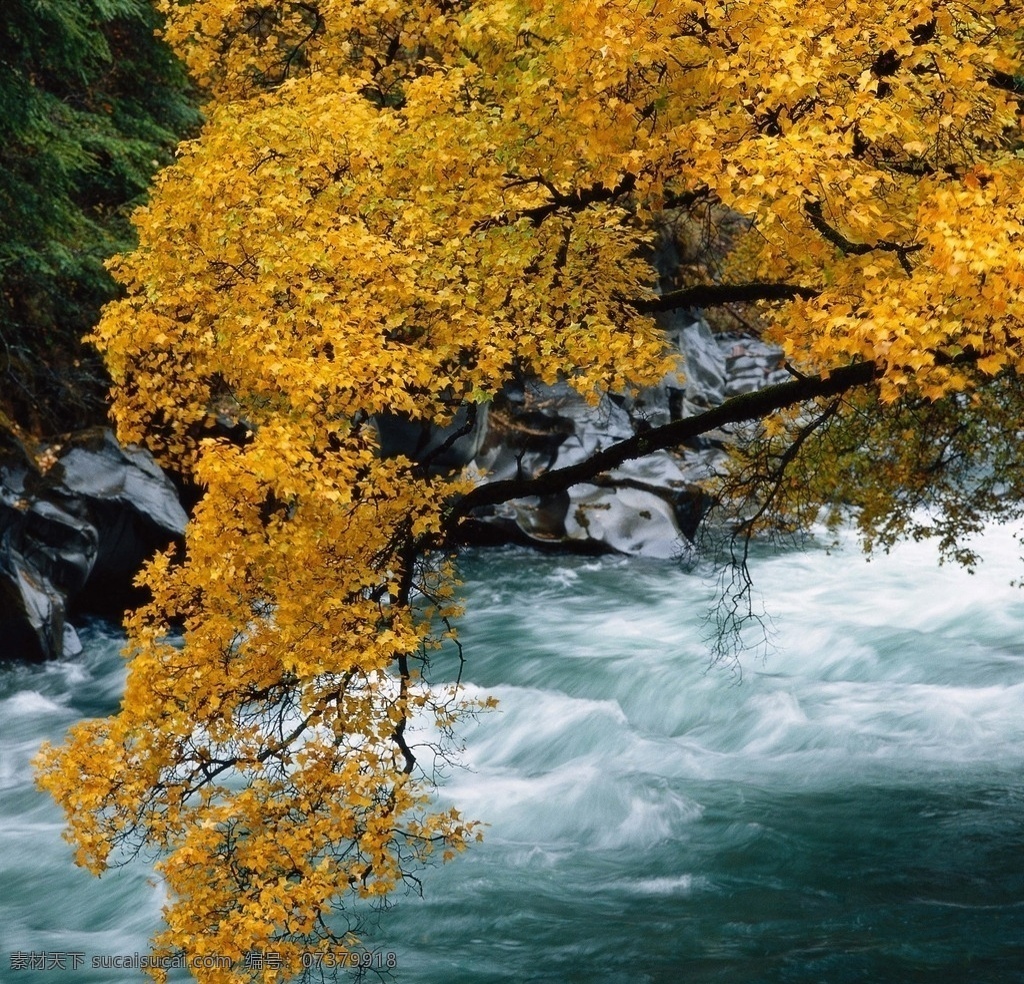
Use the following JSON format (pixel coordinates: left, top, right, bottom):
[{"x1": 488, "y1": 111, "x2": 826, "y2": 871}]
[{"x1": 37, "y1": 1, "x2": 1023, "y2": 980}]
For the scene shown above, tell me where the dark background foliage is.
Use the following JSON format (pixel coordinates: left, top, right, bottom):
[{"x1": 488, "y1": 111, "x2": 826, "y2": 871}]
[{"x1": 0, "y1": 0, "x2": 198, "y2": 435}]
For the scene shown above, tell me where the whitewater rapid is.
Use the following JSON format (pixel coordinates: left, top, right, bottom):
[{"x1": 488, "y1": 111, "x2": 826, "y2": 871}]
[{"x1": 3, "y1": 523, "x2": 1023, "y2": 982}]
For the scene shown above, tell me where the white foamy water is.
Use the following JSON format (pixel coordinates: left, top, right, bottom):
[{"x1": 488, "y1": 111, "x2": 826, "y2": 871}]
[{"x1": 3, "y1": 525, "x2": 1024, "y2": 983}]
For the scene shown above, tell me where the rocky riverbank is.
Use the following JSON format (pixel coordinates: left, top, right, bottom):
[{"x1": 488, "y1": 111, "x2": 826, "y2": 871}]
[
  {"x1": 0, "y1": 318, "x2": 785, "y2": 660},
  {"x1": 0, "y1": 429, "x2": 186, "y2": 661}
]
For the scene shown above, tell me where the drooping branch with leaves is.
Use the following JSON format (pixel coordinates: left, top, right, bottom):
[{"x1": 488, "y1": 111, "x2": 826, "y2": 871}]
[{"x1": 36, "y1": 1, "x2": 1023, "y2": 980}]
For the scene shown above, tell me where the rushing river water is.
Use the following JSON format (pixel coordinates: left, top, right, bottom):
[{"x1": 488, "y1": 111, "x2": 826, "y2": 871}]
[{"x1": 3, "y1": 523, "x2": 1024, "y2": 983}]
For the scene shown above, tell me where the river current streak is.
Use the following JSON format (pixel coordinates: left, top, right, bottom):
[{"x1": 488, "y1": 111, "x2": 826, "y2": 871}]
[{"x1": 2, "y1": 524, "x2": 1023, "y2": 983}]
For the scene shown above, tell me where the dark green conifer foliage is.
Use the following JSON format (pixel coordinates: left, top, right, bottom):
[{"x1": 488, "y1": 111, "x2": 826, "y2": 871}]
[{"x1": 0, "y1": 0, "x2": 198, "y2": 433}]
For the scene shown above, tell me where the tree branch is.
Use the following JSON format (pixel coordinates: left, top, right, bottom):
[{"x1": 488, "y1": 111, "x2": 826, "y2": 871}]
[
  {"x1": 413, "y1": 403, "x2": 478, "y2": 476},
  {"x1": 734, "y1": 398, "x2": 841, "y2": 541},
  {"x1": 661, "y1": 186, "x2": 716, "y2": 210},
  {"x1": 634, "y1": 281, "x2": 819, "y2": 313},
  {"x1": 443, "y1": 359, "x2": 881, "y2": 533},
  {"x1": 472, "y1": 172, "x2": 637, "y2": 232},
  {"x1": 988, "y1": 71, "x2": 1024, "y2": 99},
  {"x1": 804, "y1": 200, "x2": 923, "y2": 273}
]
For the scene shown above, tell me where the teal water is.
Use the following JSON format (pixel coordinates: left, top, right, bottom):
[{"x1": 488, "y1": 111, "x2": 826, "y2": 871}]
[{"x1": 3, "y1": 525, "x2": 1024, "y2": 982}]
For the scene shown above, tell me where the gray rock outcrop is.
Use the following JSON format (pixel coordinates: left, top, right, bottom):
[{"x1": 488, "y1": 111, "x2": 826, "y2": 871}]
[
  {"x1": 0, "y1": 322, "x2": 788, "y2": 658},
  {"x1": 461, "y1": 317, "x2": 787, "y2": 557},
  {"x1": 0, "y1": 429, "x2": 187, "y2": 661}
]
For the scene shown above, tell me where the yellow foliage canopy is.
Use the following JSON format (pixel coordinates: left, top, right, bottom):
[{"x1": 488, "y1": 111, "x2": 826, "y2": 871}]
[{"x1": 36, "y1": 1, "x2": 1022, "y2": 980}]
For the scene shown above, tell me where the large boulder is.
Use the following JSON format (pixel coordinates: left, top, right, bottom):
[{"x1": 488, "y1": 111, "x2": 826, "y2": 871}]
[
  {"x1": 461, "y1": 320, "x2": 785, "y2": 557},
  {"x1": 0, "y1": 428, "x2": 187, "y2": 660}
]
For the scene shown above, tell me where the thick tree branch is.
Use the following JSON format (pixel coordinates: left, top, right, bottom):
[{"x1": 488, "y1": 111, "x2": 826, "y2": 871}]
[
  {"x1": 472, "y1": 172, "x2": 637, "y2": 232},
  {"x1": 634, "y1": 281, "x2": 819, "y2": 313},
  {"x1": 443, "y1": 359, "x2": 881, "y2": 533},
  {"x1": 804, "y1": 200, "x2": 923, "y2": 273}
]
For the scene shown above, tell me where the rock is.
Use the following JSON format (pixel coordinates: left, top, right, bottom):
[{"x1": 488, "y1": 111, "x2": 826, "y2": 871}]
[
  {"x1": 461, "y1": 321, "x2": 783, "y2": 557},
  {"x1": 719, "y1": 331, "x2": 789, "y2": 399},
  {"x1": 511, "y1": 491, "x2": 571, "y2": 541},
  {"x1": 0, "y1": 428, "x2": 187, "y2": 661},
  {"x1": 473, "y1": 394, "x2": 577, "y2": 483},
  {"x1": 53, "y1": 431, "x2": 188, "y2": 534},
  {"x1": 563, "y1": 483, "x2": 688, "y2": 559},
  {"x1": 374, "y1": 403, "x2": 489, "y2": 471},
  {"x1": 44, "y1": 431, "x2": 188, "y2": 614},
  {"x1": 541, "y1": 390, "x2": 635, "y2": 471},
  {"x1": 453, "y1": 211, "x2": 788, "y2": 557},
  {"x1": 678, "y1": 318, "x2": 728, "y2": 411},
  {"x1": 0, "y1": 508, "x2": 87, "y2": 662},
  {"x1": 469, "y1": 382, "x2": 708, "y2": 556}
]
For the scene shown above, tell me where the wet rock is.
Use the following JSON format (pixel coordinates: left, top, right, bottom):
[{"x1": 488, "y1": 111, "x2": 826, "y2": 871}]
[
  {"x1": 0, "y1": 499, "x2": 89, "y2": 661},
  {"x1": 563, "y1": 483, "x2": 688, "y2": 559},
  {"x1": 463, "y1": 321, "x2": 784, "y2": 557},
  {"x1": 0, "y1": 429, "x2": 187, "y2": 661},
  {"x1": 678, "y1": 318, "x2": 729, "y2": 412},
  {"x1": 48, "y1": 431, "x2": 188, "y2": 610},
  {"x1": 375, "y1": 403, "x2": 489, "y2": 472}
]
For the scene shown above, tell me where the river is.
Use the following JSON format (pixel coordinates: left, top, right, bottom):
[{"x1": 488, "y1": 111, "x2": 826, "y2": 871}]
[{"x1": 3, "y1": 522, "x2": 1023, "y2": 982}]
